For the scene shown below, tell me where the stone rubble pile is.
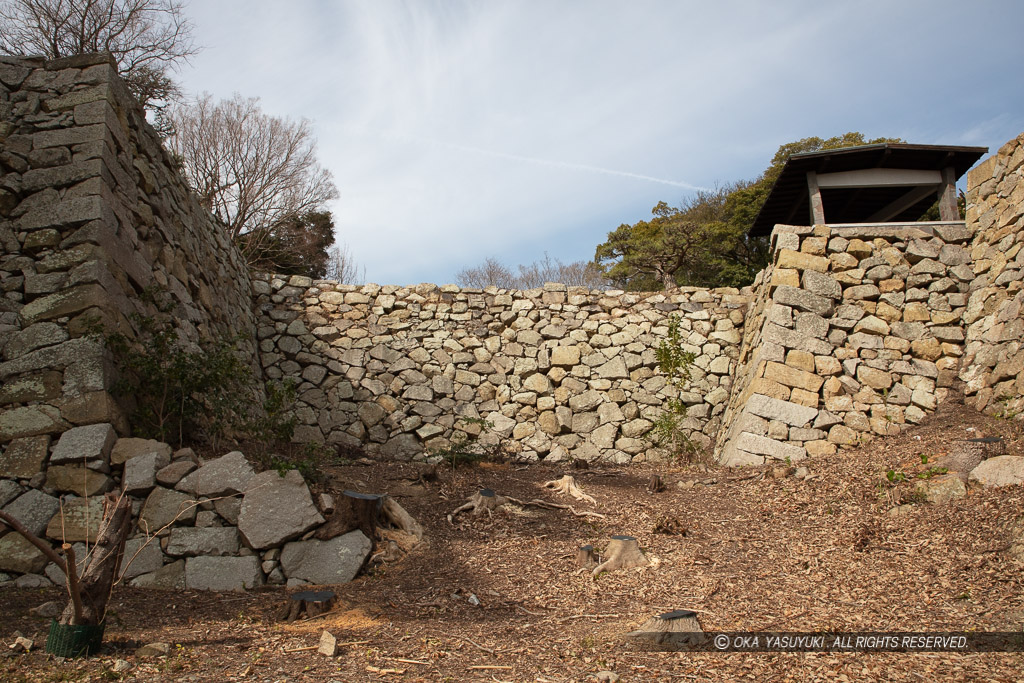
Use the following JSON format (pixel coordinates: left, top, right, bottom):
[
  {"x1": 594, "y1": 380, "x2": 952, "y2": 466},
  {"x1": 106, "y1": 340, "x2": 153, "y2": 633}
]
[
  {"x1": 252, "y1": 277, "x2": 750, "y2": 464},
  {"x1": 0, "y1": 423, "x2": 370, "y2": 590}
]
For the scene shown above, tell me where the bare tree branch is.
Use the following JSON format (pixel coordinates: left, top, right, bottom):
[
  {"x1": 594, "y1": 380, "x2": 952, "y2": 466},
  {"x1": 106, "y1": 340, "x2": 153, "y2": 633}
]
[
  {"x1": 0, "y1": 0, "x2": 198, "y2": 108},
  {"x1": 165, "y1": 93, "x2": 340, "y2": 271},
  {"x1": 456, "y1": 253, "x2": 609, "y2": 290}
]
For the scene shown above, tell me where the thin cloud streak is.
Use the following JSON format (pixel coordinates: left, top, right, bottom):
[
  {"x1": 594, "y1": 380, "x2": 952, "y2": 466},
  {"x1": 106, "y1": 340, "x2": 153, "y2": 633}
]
[
  {"x1": 176, "y1": 1, "x2": 1024, "y2": 285},
  {"x1": 346, "y1": 126, "x2": 712, "y2": 192}
]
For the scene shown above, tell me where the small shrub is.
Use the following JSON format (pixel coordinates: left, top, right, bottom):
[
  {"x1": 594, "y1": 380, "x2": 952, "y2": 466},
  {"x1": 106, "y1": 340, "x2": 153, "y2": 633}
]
[
  {"x1": 650, "y1": 315, "x2": 697, "y2": 460},
  {"x1": 430, "y1": 417, "x2": 498, "y2": 468},
  {"x1": 105, "y1": 306, "x2": 255, "y2": 448}
]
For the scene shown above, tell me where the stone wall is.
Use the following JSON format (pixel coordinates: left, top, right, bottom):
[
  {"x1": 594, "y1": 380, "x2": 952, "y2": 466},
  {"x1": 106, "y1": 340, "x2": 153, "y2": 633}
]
[
  {"x1": 0, "y1": 53, "x2": 257, "y2": 447},
  {"x1": 0, "y1": 427, "x2": 370, "y2": 590},
  {"x1": 960, "y1": 133, "x2": 1024, "y2": 416},
  {"x1": 716, "y1": 221, "x2": 974, "y2": 466},
  {"x1": 252, "y1": 276, "x2": 750, "y2": 463}
]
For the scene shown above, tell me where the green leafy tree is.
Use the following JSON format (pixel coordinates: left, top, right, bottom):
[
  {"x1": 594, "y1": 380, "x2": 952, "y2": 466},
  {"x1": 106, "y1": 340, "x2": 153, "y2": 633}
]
[
  {"x1": 594, "y1": 132, "x2": 903, "y2": 290},
  {"x1": 650, "y1": 315, "x2": 697, "y2": 459},
  {"x1": 241, "y1": 210, "x2": 336, "y2": 279}
]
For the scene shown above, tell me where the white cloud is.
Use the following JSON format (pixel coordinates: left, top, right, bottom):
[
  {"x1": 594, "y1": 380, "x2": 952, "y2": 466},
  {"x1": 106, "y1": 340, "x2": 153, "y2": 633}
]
[{"x1": 176, "y1": 0, "x2": 1024, "y2": 284}]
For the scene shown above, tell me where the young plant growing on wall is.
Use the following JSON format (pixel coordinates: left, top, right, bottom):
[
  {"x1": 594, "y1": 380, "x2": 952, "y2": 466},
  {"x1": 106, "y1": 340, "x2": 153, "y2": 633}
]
[
  {"x1": 650, "y1": 314, "x2": 697, "y2": 460},
  {"x1": 102, "y1": 290, "x2": 258, "y2": 448}
]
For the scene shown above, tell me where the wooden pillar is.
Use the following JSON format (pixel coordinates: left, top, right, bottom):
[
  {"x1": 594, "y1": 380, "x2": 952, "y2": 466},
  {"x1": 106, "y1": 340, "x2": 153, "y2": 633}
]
[
  {"x1": 937, "y1": 166, "x2": 959, "y2": 220},
  {"x1": 806, "y1": 171, "x2": 825, "y2": 224}
]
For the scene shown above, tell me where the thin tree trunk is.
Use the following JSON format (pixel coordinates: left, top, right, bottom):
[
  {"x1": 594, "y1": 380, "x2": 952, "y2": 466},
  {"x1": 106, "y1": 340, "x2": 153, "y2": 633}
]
[{"x1": 58, "y1": 493, "x2": 132, "y2": 625}]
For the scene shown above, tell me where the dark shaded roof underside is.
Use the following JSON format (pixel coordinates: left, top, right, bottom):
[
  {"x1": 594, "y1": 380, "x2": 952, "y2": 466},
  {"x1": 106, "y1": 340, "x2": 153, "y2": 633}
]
[{"x1": 750, "y1": 143, "x2": 988, "y2": 236}]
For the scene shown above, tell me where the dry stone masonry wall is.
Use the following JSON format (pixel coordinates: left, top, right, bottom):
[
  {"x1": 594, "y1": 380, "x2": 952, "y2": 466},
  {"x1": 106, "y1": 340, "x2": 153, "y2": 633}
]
[
  {"x1": 0, "y1": 425, "x2": 370, "y2": 590},
  {"x1": 1, "y1": 54, "x2": 259, "y2": 588},
  {"x1": 3, "y1": 56, "x2": 1024, "y2": 590},
  {"x1": 0, "y1": 53, "x2": 257, "y2": 446},
  {"x1": 253, "y1": 277, "x2": 749, "y2": 463},
  {"x1": 717, "y1": 222, "x2": 974, "y2": 466},
  {"x1": 959, "y1": 132, "x2": 1024, "y2": 416}
]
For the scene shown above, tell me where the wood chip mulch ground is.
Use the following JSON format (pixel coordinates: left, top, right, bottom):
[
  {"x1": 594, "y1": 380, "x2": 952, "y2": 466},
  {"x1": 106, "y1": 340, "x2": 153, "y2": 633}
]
[{"x1": 2, "y1": 401, "x2": 1023, "y2": 682}]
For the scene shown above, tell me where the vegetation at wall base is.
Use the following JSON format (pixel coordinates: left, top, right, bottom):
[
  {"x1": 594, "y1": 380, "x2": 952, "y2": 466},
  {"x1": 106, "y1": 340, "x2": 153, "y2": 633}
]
[{"x1": 650, "y1": 315, "x2": 698, "y2": 461}]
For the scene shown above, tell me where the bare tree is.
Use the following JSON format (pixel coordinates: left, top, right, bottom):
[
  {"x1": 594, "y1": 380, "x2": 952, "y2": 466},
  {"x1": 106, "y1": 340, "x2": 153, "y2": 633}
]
[
  {"x1": 325, "y1": 243, "x2": 364, "y2": 284},
  {"x1": 456, "y1": 253, "x2": 609, "y2": 290},
  {"x1": 455, "y1": 257, "x2": 517, "y2": 289},
  {"x1": 0, "y1": 0, "x2": 198, "y2": 108},
  {"x1": 166, "y1": 93, "x2": 339, "y2": 268}
]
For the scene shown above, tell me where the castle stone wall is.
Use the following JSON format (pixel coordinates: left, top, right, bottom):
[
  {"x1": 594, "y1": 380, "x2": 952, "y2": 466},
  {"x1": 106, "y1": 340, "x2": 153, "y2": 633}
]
[
  {"x1": 252, "y1": 276, "x2": 749, "y2": 463},
  {"x1": 0, "y1": 53, "x2": 256, "y2": 444},
  {"x1": 960, "y1": 133, "x2": 1024, "y2": 416}
]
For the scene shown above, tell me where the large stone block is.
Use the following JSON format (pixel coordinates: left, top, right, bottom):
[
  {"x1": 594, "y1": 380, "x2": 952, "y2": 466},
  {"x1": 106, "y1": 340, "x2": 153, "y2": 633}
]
[
  {"x1": 110, "y1": 438, "x2": 172, "y2": 466},
  {"x1": 2, "y1": 489, "x2": 60, "y2": 537},
  {"x1": 175, "y1": 451, "x2": 254, "y2": 497},
  {"x1": 776, "y1": 249, "x2": 830, "y2": 272},
  {"x1": 50, "y1": 422, "x2": 116, "y2": 465},
  {"x1": 185, "y1": 556, "x2": 263, "y2": 591},
  {"x1": 139, "y1": 487, "x2": 197, "y2": 535},
  {"x1": 280, "y1": 530, "x2": 372, "y2": 585},
  {"x1": 763, "y1": 362, "x2": 824, "y2": 393},
  {"x1": 18, "y1": 284, "x2": 107, "y2": 326},
  {"x1": 166, "y1": 527, "x2": 240, "y2": 557},
  {"x1": 46, "y1": 465, "x2": 112, "y2": 497},
  {"x1": 969, "y1": 456, "x2": 1024, "y2": 487},
  {"x1": 801, "y1": 270, "x2": 842, "y2": 299},
  {"x1": 0, "y1": 435, "x2": 49, "y2": 478},
  {"x1": 0, "y1": 405, "x2": 68, "y2": 441},
  {"x1": 120, "y1": 536, "x2": 166, "y2": 580},
  {"x1": 44, "y1": 496, "x2": 104, "y2": 543},
  {"x1": 0, "y1": 480, "x2": 20, "y2": 507},
  {"x1": 734, "y1": 432, "x2": 807, "y2": 462},
  {"x1": 550, "y1": 346, "x2": 581, "y2": 366},
  {"x1": 130, "y1": 559, "x2": 185, "y2": 589},
  {"x1": 0, "y1": 532, "x2": 48, "y2": 574},
  {"x1": 122, "y1": 449, "x2": 172, "y2": 496},
  {"x1": 745, "y1": 394, "x2": 818, "y2": 427},
  {"x1": 237, "y1": 469, "x2": 324, "y2": 550}
]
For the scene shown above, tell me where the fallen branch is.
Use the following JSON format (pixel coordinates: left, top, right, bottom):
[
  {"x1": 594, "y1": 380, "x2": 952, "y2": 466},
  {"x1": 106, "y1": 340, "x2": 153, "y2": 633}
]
[
  {"x1": 366, "y1": 665, "x2": 405, "y2": 674},
  {"x1": 453, "y1": 635, "x2": 495, "y2": 655},
  {"x1": 513, "y1": 497, "x2": 605, "y2": 519},
  {"x1": 556, "y1": 613, "x2": 621, "y2": 622}
]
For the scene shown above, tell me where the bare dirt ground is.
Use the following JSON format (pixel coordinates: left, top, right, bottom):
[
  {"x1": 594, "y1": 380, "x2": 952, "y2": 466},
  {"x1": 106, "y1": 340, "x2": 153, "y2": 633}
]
[{"x1": 2, "y1": 401, "x2": 1023, "y2": 682}]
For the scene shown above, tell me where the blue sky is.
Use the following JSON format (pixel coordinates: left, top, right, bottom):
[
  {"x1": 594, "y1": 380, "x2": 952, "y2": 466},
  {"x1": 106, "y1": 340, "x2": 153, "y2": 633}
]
[{"x1": 174, "y1": 0, "x2": 1024, "y2": 286}]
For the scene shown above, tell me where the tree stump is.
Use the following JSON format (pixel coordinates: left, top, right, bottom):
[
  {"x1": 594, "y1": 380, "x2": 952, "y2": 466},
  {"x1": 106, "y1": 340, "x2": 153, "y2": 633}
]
[
  {"x1": 593, "y1": 535, "x2": 647, "y2": 578},
  {"x1": 625, "y1": 609, "x2": 705, "y2": 649},
  {"x1": 449, "y1": 488, "x2": 508, "y2": 520},
  {"x1": 315, "y1": 491, "x2": 383, "y2": 541},
  {"x1": 576, "y1": 544, "x2": 599, "y2": 568},
  {"x1": 647, "y1": 475, "x2": 664, "y2": 493},
  {"x1": 543, "y1": 475, "x2": 596, "y2": 503},
  {"x1": 279, "y1": 590, "x2": 337, "y2": 622}
]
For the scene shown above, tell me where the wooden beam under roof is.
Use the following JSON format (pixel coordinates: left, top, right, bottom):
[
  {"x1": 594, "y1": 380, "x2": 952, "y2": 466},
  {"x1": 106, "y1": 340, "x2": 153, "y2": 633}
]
[{"x1": 815, "y1": 168, "x2": 943, "y2": 189}]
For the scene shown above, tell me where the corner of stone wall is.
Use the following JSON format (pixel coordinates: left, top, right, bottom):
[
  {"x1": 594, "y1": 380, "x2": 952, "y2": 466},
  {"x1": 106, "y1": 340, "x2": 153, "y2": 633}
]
[
  {"x1": 960, "y1": 132, "x2": 1024, "y2": 415},
  {"x1": 714, "y1": 218, "x2": 974, "y2": 466},
  {"x1": 0, "y1": 53, "x2": 258, "y2": 448}
]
